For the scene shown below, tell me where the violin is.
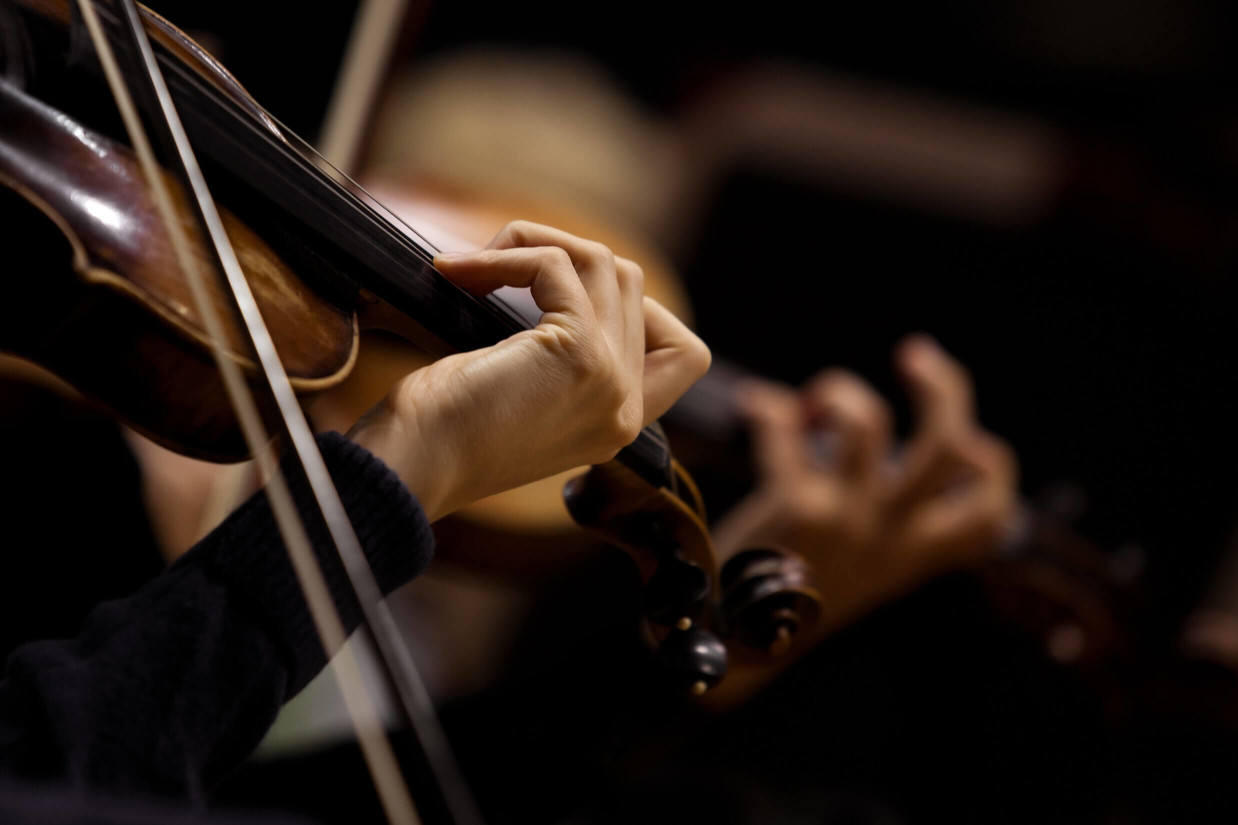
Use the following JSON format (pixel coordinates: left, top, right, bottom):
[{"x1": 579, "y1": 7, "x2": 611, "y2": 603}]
[
  {"x1": 0, "y1": 5, "x2": 843, "y2": 824},
  {"x1": 0, "y1": 0, "x2": 822, "y2": 697}
]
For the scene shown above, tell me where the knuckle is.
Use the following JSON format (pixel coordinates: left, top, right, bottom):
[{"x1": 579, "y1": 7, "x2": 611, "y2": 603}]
[
  {"x1": 536, "y1": 322, "x2": 605, "y2": 382},
  {"x1": 591, "y1": 399, "x2": 642, "y2": 461},
  {"x1": 539, "y1": 245, "x2": 574, "y2": 272},
  {"x1": 503, "y1": 219, "x2": 536, "y2": 243},
  {"x1": 614, "y1": 399, "x2": 644, "y2": 443},
  {"x1": 491, "y1": 221, "x2": 524, "y2": 249},
  {"x1": 684, "y1": 332, "x2": 712, "y2": 379},
  {"x1": 615, "y1": 258, "x2": 645, "y2": 292},
  {"x1": 601, "y1": 369, "x2": 632, "y2": 410},
  {"x1": 580, "y1": 238, "x2": 615, "y2": 266}
]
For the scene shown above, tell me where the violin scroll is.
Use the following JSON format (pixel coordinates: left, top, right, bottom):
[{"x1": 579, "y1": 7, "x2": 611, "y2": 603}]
[
  {"x1": 563, "y1": 455, "x2": 826, "y2": 694},
  {"x1": 720, "y1": 548, "x2": 822, "y2": 658}
]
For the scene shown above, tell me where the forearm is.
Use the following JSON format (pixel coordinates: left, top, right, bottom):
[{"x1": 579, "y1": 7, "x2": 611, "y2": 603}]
[{"x1": 0, "y1": 432, "x2": 433, "y2": 801}]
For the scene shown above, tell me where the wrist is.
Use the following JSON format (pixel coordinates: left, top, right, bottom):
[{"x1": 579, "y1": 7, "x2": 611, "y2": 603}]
[{"x1": 347, "y1": 406, "x2": 455, "y2": 523}]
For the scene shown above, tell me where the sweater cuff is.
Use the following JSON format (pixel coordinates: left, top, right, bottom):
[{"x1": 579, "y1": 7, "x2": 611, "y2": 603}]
[{"x1": 191, "y1": 431, "x2": 434, "y2": 695}]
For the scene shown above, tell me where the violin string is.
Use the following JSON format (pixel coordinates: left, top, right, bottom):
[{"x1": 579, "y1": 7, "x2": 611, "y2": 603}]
[
  {"x1": 156, "y1": 56, "x2": 675, "y2": 485},
  {"x1": 72, "y1": 2, "x2": 425, "y2": 824},
  {"x1": 158, "y1": 64, "x2": 539, "y2": 351},
  {"x1": 143, "y1": 47, "x2": 603, "y2": 355}
]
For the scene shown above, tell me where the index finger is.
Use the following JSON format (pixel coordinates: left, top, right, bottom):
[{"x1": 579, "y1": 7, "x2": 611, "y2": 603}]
[
  {"x1": 486, "y1": 221, "x2": 629, "y2": 341},
  {"x1": 433, "y1": 246, "x2": 591, "y2": 329}
]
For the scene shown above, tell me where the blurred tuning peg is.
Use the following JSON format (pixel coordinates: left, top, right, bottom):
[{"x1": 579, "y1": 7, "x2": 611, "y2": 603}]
[
  {"x1": 720, "y1": 548, "x2": 822, "y2": 658},
  {"x1": 656, "y1": 624, "x2": 728, "y2": 696},
  {"x1": 641, "y1": 556, "x2": 712, "y2": 627}
]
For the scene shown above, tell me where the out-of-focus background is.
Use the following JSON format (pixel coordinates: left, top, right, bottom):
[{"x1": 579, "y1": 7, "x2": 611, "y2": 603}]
[
  {"x1": 158, "y1": 0, "x2": 1238, "y2": 607},
  {"x1": 127, "y1": 1, "x2": 1238, "y2": 823}
]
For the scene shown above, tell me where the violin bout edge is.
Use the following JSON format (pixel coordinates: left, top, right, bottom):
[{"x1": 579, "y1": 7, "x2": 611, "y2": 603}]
[{"x1": 0, "y1": 180, "x2": 357, "y2": 463}]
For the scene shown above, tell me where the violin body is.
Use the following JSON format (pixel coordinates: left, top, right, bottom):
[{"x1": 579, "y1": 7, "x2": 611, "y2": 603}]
[
  {"x1": 6, "y1": 0, "x2": 689, "y2": 476},
  {"x1": 2, "y1": 0, "x2": 375, "y2": 460},
  {"x1": 0, "y1": 79, "x2": 357, "y2": 460}
]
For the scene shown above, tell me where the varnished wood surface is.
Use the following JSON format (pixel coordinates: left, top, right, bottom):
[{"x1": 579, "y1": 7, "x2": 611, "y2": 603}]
[{"x1": 0, "y1": 81, "x2": 357, "y2": 460}]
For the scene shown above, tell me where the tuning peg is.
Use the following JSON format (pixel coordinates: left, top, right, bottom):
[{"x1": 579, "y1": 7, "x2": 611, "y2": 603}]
[
  {"x1": 720, "y1": 548, "x2": 822, "y2": 657},
  {"x1": 656, "y1": 623, "x2": 728, "y2": 695},
  {"x1": 642, "y1": 556, "x2": 711, "y2": 627}
]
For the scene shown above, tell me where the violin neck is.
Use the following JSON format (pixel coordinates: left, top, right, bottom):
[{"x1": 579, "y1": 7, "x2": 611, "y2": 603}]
[
  {"x1": 12, "y1": 0, "x2": 677, "y2": 489},
  {"x1": 194, "y1": 94, "x2": 677, "y2": 488},
  {"x1": 127, "y1": 6, "x2": 681, "y2": 490}
]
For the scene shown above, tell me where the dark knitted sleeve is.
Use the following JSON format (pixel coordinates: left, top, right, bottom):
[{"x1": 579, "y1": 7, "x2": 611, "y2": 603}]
[{"x1": 0, "y1": 431, "x2": 434, "y2": 803}]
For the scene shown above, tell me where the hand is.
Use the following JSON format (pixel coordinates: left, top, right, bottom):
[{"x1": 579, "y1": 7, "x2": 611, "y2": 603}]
[
  {"x1": 347, "y1": 221, "x2": 711, "y2": 522},
  {"x1": 711, "y1": 334, "x2": 1017, "y2": 637}
]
